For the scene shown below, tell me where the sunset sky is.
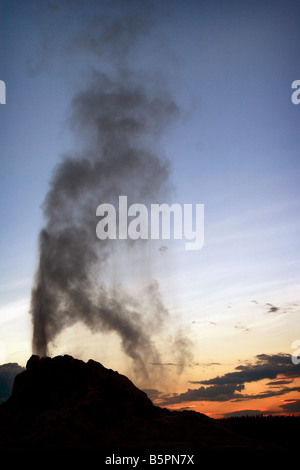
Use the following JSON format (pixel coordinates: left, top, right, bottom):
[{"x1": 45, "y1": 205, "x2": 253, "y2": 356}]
[{"x1": 1, "y1": 0, "x2": 300, "y2": 418}]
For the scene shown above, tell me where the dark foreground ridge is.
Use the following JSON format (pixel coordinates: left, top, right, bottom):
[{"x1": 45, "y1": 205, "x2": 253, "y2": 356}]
[{"x1": 0, "y1": 355, "x2": 286, "y2": 457}]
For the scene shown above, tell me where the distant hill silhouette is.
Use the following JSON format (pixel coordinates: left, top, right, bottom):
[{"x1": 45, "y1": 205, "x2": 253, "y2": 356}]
[
  {"x1": 0, "y1": 362, "x2": 24, "y2": 404},
  {"x1": 0, "y1": 355, "x2": 287, "y2": 460},
  {"x1": 219, "y1": 415, "x2": 300, "y2": 451}
]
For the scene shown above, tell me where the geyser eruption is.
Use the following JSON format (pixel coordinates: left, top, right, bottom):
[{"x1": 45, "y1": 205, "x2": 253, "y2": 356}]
[
  {"x1": 30, "y1": 1, "x2": 192, "y2": 378},
  {"x1": 31, "y1": 72, "x2": 178, "y2": 375}
]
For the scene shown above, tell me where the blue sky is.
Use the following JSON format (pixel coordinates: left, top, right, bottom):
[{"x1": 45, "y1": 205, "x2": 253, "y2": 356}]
[{"x1": 0, "y1": 0, "x2": 300, "y2": 416}]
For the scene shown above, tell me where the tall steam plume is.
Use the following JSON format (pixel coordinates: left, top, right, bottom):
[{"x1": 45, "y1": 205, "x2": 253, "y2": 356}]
[{"x1": 30, "y1": 1, "x2": 190, "y2": 378}]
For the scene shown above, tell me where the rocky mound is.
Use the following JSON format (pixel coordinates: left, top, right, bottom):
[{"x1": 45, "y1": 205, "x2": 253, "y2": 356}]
[{"x1": 0, "y1": 355, "x2": 281, "y2": 455}]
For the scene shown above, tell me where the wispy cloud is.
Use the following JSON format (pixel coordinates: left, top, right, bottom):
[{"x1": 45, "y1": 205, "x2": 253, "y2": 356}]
[
  {"x1": 279, "y1": 399, "x2": 300, "y2": 413},
  {"x1": 160, "y1": 383, "x2": 246, "y2": 405},
  {"x1": 222, "y1": 409, "x2": 264, "y2": 418},
  {"x1": 151, "y1": 362, "x2": 183, "y2": 367},
  {"x1": 234, "y1": 322, "x2": 249, "y2": 332},
  {"x1": 193, "y1": 353, "x2": 300, "y2": 385},
  {"x1": 231, "y1": 385, "x2": 300, "y2": 402},
  {"x1": 266, "y1": 303, "x2": 280, "y2": 313}
]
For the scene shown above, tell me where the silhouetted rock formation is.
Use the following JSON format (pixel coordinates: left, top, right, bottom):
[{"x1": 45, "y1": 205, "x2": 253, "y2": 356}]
[{"x1": 0, "y1": 355, "x2": 283, "y2": 454}]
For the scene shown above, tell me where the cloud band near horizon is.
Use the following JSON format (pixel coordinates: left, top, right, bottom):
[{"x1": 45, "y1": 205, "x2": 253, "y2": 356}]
[{"x1": 150, "y1": 353, "x2": 300, "y2": 410}]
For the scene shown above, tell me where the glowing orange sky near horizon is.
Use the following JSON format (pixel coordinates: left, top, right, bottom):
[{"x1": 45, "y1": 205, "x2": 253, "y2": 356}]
[{"x1": 158, "y1": 378, "x2": 300, "y2": 418}]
